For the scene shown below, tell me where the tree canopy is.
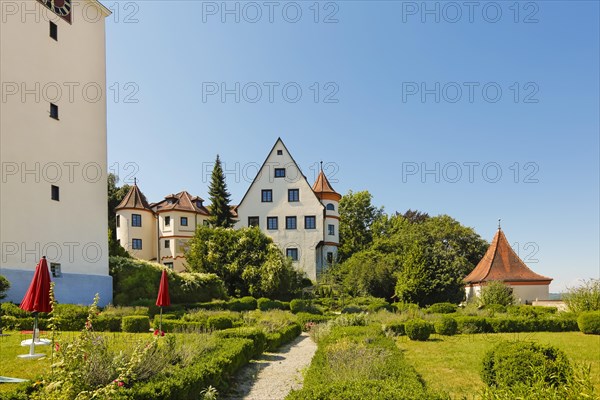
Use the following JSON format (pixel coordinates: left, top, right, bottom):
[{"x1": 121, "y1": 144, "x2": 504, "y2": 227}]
[
  {"x1": 338, "y1": 190, "x2": 384, "y2": 261},
  {"x1": 208, "y1": 155, "x2": 234, "y2": 228},
  {"x1": 185, "y1": 226, "x2": 306, "y2": 299}
]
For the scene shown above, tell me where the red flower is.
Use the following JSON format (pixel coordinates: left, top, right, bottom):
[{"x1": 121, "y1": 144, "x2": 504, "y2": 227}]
[{"x1": 54, "y1": 343, "x2": 60, "y2": 352}]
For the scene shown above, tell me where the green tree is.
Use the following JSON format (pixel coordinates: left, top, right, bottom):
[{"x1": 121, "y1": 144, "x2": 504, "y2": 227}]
[
  {"x1": 564, "y1": 279, "x2": 600, "y2": 313},
  {"x1": 107, "y1": 173, "x2": 131, "y2": 256},
  {"x1": 186, "y1": 226, "x2": 305, "y2": 299},
  {"x1": 0, "y1": 275, "x2": 10, "y2": 300},
  {"x1": 338, "y1": 190, "x2": 383, "y2": 261},
  {"x1": 208, "y1": 155, "x2": 234, "y2": 228},
  {"x1": 478, "y1": 280, "x2": 516, "y2": 307}
]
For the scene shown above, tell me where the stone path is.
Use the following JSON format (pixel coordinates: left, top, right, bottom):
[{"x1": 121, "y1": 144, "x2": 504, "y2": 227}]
[{"x1": 224, "y1": 333, "x2": 317, "y2": 400}]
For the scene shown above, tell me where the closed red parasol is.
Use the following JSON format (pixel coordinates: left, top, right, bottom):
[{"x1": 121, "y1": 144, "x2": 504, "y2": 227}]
[
  {"x1": 18, "y1": 257, "x2": 52, "y2": 359},
  {"x1": 20, "y1": 256, "x2": 52, "y2": 313},
  {"x1": 155, "y1": 269, "x2": 170, "y2": 335}
]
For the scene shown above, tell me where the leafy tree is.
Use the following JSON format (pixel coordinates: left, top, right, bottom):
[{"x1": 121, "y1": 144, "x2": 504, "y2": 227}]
[
  {"x1": 564, "y1": 279, "x2": 600, "y2": 313},
  {"x1": 207, "y1": 155, "x2": 234, "y2": 228},
  {"x1": 340, "y1": 250, "x2": 399, "y2": 300},
  {"x1": 401, "y1": 209, "x2": 430, "y2": 224},
  {"x1": 0, "y1": 275, "x2": 10, "y2": 300},
  {"x1": 478, "y1": 280, "x2": 516, "y2": 307},
  {"x1": 107, "y1": 173, "x2": 132, "y2": 256},
  {"x1": 338, "y1": 190, "x2": 383, "y2": 261},
  {"x1": 186, "y1": 226, "x2": 305, "y2": 299}
]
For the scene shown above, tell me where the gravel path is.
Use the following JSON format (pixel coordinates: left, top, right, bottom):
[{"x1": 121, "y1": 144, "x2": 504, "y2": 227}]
[{"x1": 224, "y1": 333, "x2": 317, "y2": 400}]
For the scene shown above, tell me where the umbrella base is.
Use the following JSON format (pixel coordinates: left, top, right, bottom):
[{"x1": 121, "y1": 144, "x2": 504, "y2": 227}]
[
  {"x1": 21, "y1": 339, "x2": 51, "y2": 347},
  {"x1": 17, "y1": 353, "x2": 45, "y2": 360}
]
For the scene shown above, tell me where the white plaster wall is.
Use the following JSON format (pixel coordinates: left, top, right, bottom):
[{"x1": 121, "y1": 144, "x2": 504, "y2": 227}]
[{"x1": 1, "y1": 0, "x2": 110, "y2": 278}]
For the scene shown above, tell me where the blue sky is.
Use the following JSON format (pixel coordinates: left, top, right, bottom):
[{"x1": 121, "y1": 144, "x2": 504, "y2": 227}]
[{"x1": 105, "y1": 1, "x2": 599, "y2": 292}]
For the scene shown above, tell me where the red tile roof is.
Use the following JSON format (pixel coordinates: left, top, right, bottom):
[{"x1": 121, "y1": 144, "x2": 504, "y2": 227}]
[
  {"x1": 151, "y1": 191, "x2": 209, "y2": 215},
  {"x1": 464, "y1": 229, "x2": 552, "y2": 284},
  {"x1": 115, "y1": 184, "x2": 152, "y2": 211},
  {"x1": 312, "y1": 170, "x2": 341, "y2": 200}
]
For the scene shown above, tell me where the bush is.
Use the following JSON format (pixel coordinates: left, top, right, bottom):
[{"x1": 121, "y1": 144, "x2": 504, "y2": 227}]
[
  {"x1": 257, "y1": 298, "x2": 287, "y2": 311},
  {"x1": 122, "y1": 316, "x2": 150, "y2": 333},
  {"x1": 153, "y1": 319, "x2": 204, "y2": 333},
  {"x1": 577, "y1": 311, "x2": 600, "y2": 334},
  {"x1": 290, "y1": 299, "x2": 322, "y2": 315},
  {"x1": 54, "y1": 304, "x2": 89, "y2": 331},
  {"x1": 382, "y1": 321, "x2": 405, "y2": 336},
  {"x1": 228, "y1": 296, "x2": 257, "y2": 311},
  {"x1": 0, "y1": 275, "x2": 10, "y2": 300},
  {"x1": 427, "y1": 302, "x2": 458, "y2": 314},
  {"x1": 1, "y1": 302, "x2": 32, "y2": 318},
  {"x1": 455, "y1": 316, "x2": 491, "y2": 334},
  {"x1": 215, "y1": 327, "x2": 267, "y2": 357},
  {"x1": 93, "y1": 315, "x2": 122, "y2": 332},
  {"x1": 434, "y1": 316, "x2": 457, "y2": 336},
  {"x1": 341, "y1": 305, "x2": 364, "y2": 314},
  {"x1": 207, "y1": 315, "x2": 234, "y2": 330},
  {"x1": 563, "y1": 279, "x2": 600, "y2": 313},
  {"x1": 404, "y1": 319, "x2": 432, "y2": 341},
  {"x1": 110, "y1": 256, "x2": 227, "y2": 305},
  {"x1": 507, "y1": 305, "x2": 557, "y2": 318},
  {"x1": 481, "y1": 341, "x2": 572, "y2": 388},
  {"x1": 265, "y1": 323, "x2": 301, "y2": 351},
  {"x1": 484, "y1": 304, "x2": 507, "y2": 314},
  {"x1": 479, "y1": 281, "x2": 515, "y2": 307}
]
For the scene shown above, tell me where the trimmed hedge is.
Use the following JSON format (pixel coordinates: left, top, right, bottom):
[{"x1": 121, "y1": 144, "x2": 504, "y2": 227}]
[
  {"x1": 405, "y1": 319, "x2": 433, "y2": 341},
  {"x1": 153, "y1": 319, "x2": 204, "y2": 333},
  {"x1": 257, "y1": 298, "x2": 288, "y2": 311},
  {"x1": 427, "y1": 303, "x2": 458, "y2": 314},
  {"x1": 577, "y1": 311, "x2": 600, "y2": 334},
  {"x1": 265, "y1": 323, "x2": 301, "y2": 351},
  {"x1": 227, "y1": 297, "x2": 258, "y2": 312},
  {"x1": 129, "y1": 338, "x2": 255, "y2": 400},
  {"x1": 482, "y1": 341, "x2": 572, "y2": 388},
  {"x1": 341, "y1": 305, "x2": 364, "y2": 314},
  {"x1": 215, "y1": 327, "x2": 267, "y2": 358},
  {"x1": 207, "y1": 316, "x2": 234, "y2": 330},
  {"x1": 382, "y1": 321, "x2": 406, "y2": 336},
  {"x1": 434, "y1": 316, "x2": 457, "y2": 336},
  {"x1": 93, "y1": 316, "x2": 122, "y2": 332},
  {"x1": 455, "y1": 316, "x2": 492, "y2": 334},
  {"x1": 122, "y1": 316, "x2": 150, "y2": 333},
  {"x1": 290, "y1": 299, "x2": 322, "y2": 315}
]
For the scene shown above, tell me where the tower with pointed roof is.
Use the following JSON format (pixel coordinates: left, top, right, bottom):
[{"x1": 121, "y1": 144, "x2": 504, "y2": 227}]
[
  {"x1": 464, "y1": 225, "x2": 553, "y2": 304},
  {"x1": 115, "y1": 184, "x2": 211, "y2": 271}
]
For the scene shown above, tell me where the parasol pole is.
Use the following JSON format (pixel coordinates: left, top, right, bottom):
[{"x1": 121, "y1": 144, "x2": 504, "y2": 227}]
[
  {"x1": 28, "y1": 312, "x2": 38, "y2": 356},
  {"x1": 159, "y1": 306, "x2": 163, "y2": 333}
]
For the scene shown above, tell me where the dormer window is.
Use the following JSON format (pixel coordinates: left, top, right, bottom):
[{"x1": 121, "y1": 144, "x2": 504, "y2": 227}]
[{"x1": 196, "y1": 200, "x2": 203, "y2": 208}]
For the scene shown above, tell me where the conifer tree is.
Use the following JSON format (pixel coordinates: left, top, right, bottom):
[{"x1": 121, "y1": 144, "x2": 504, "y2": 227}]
[{"x1": 208, "y1": 155, "x2": 234, "y2": 228}]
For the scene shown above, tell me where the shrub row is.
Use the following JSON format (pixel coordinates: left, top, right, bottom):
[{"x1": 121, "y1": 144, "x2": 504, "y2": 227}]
[
  {"x1": 122, "y1": 316, "x2": 151, "y2": 333},
  {"x1": 577, "y1": 311, "x2": 600, "y2": 334},
  {"x1": 129, "y1": 337, "x2": 255, "y2": 400},
  {"x1": 290, "y1": 299, "x2": 323, "y2": 315},
  {"x1": 152, "y1": 315, "x2": 239, "y2": 333},
  {"x1": 295, "y1": 312, "x2": 334, "y2": 331},
  {"x1": 257, "y1": 298, "x2": 289, "y2": 311},
  {"x1": 265, "y1": 323, "x2": 301, "y2": 351},
  {"x1": 455, "y1": 316, "x2": 578, "y2": 334},
  {"x1": 288, "y1": 325, "x2": 443, "y2": 400}
]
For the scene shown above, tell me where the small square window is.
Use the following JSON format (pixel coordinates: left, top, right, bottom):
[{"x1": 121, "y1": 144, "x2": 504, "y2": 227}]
[
  {"x1": 116, "y1": 215, "x2": 120, "y2": 228},
  {"x1": 164, "y1": 262, "x2": 174, "y2": 269},
  {"x1": 286, "y1": 216, "x2": 297, "y2": 230},
  {"x1": 132, "y1": 238, "x2": 142, "y2": 249},
  {"x1": 277, "y1": 150, "x2": 283, "y2": 155},
  {"x1": 50, "y1": 263, "x2": 61, "y2": 278},
  {"x1": 165, "y1": 239, "x2": 170, "y2": 248},
  {"x1": 275, "y1": 168, "x2": 285, "y2": 178},
  {"x1": 50, "y1": 103, "x2": 59, "y2": 119},
  {"x1": 267, "y1": 216, "x2": 278, "y2": 230},
  {"x1": 132, "y1": 214, "x2": 142, "y2": 227},
  {"x1": 181, "y1": 217, "x2": 188, "y2": 226},
  {"x1": 327, "y1": 252, "x2": 334, "y2": 263},
  {"x1": 261, "y1": 189, "x2": 273, "y2": 202},
  {"x1": 51, "y1": 185, "x2": 59, "y2": 201},
  {"x1": 305, "y1": 216, "x2": 316, "y2": 229},
  {"x1": 49, "y1": 21, "x2": 57, "y2": 40},
  {"x1": 288, "y1": 189, "x2": 299, "y2": 202},
  {"x1": 286, "y1": 248, "x2": 298, "y2": 261},
  {"x1": 248, "y1": 216, "x2": 259, "y2": 227},
  {"x1": 164, "y1": 216, "x2": 171, "y2": 226},
  {"x1": 328, "y1": 224, "x2": 335, "y2": 236}
]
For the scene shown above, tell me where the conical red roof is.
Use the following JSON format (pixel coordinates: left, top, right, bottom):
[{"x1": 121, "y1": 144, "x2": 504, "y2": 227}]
[
  {"x1": 115, "y1": 184, "x2": 152, "y2": 211},
  {"x1": 464, "y1": 229, "x2": 552, "y2": 284},
  {"x1": 312, "y1": 170, "x2": 341, "y2": 201}
]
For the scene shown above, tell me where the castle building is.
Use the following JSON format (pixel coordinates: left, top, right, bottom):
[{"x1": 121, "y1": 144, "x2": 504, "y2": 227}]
[
  {"x1": 115, "y1": 138, "x2": 340, "y2": 280},
  {"x1": 464, "y1": 226, "x2": 553, "y2": 304},
  {"x1": 0, "y1": 0, "x2": 112, "y2": 305},
  {"x1": 115, "y1": 188, "x2": 211, "y2": 272}
]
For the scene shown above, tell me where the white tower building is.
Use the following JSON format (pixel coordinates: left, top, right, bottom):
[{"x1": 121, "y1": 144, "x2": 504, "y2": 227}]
[{"x1": 0, "y1": 0, "x2": 113, "y2": 305}]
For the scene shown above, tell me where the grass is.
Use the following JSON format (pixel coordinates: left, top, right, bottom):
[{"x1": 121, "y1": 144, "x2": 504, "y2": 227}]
[{"x1": 396, "y1": 331, "x2": 600, "y2": 400}]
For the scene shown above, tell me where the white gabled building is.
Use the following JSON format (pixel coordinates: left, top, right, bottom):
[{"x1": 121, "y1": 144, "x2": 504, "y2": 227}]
[
  {"x1": 235, "y1": 138, "x2": 341, "y2": 281},
  {"x1": 0, "y1": 0, "x2": 112, "y2": 305}
]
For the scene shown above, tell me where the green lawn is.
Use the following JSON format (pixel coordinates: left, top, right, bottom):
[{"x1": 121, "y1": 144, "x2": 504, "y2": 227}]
[
  {"x1": 396, "y1": 332, "x2": 600, "y2": 400},
  {"x1": 0, "y1": 331, "x2": 158, "y2": 394}
]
